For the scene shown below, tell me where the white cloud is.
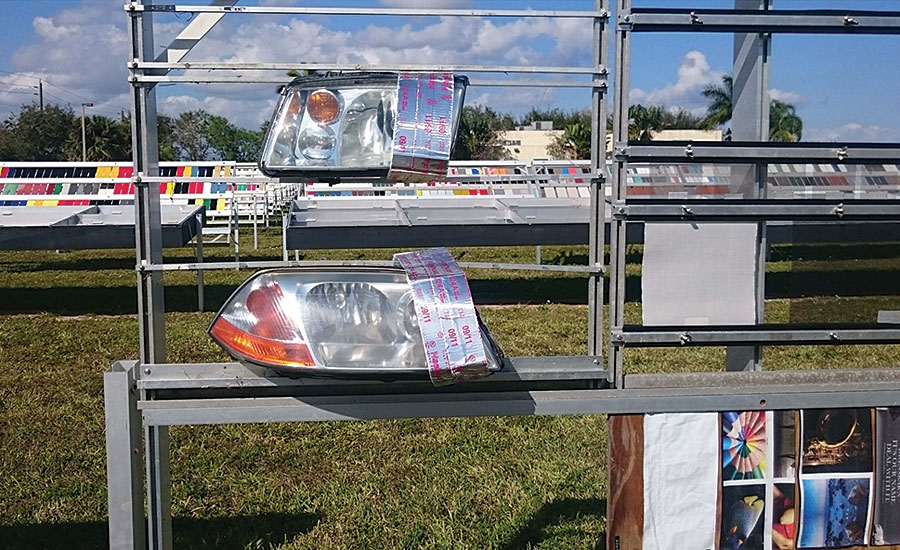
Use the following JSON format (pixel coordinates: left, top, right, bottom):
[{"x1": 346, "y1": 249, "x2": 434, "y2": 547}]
[
  {"x1": 630, "y1": 51, "x2": 724, "y2": 113},
  {"x1": 769, "y1": 88, "x2": 806, "y2": 107},
  {"x1": 380, "y1": 0, "x2": 474, "y2": 7},
  {"x1": 2, "y1": 1, "x2": 594, "y2": 128},
  {"x1": 806, "y1": 123, "x2": 900, "y2": 143}
]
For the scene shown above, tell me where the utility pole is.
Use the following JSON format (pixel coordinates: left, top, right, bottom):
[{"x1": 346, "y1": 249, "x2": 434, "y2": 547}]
[
  {"x1": 81, "y1": 102, "x2": 93, "y2": 161},
  {"x1": 38, "y1": 79, "x2": 43, "y2": 111}
]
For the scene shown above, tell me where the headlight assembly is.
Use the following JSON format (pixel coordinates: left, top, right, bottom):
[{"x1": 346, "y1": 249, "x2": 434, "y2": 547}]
[
  {"x1": 209, "y1": 267, "x2": 503, "y2": 378},
  {"x1": 259, "y1": 72, "x2": 468, "y2": 182}
]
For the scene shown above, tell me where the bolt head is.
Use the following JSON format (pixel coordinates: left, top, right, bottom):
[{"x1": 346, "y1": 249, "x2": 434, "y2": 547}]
[{"x1": 143, "y1": 367, "x2": 151, "y2": 375}]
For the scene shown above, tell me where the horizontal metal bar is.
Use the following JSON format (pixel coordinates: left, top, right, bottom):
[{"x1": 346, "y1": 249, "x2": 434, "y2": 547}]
[
  {"x1": 132, "y1": 74, "x2": 603, "y2": 88},
  {"x1": 625, "y1": 367, "x2": 900, "y2": 389},
  {"x1": 613, "y1": 326, "x2": 900, "y2": 347},
  {"x1": 137, "y1": 381, "x2": 900, "y2": 425},
  {"x1": 614, "y1": 199, "x2": 900, "y2": 222},
  {"x1": 130, "y1": 4, "x2": 605, "y2": 18},
  {"x1": 622, "y1": 9, "x2": 900, "y2": 34},
  {"x1": 141, "y1": 259, "x2": 601, "y2": 274},
  {"x1": 133, "y1": 61, "x2": 603, "y2": 75},
  {"x1": 137, "y1": 357, "x2": 606, "y2": 392},
  {"x1": 617, "y1": 141, "x2": 900, "y2": 164}
]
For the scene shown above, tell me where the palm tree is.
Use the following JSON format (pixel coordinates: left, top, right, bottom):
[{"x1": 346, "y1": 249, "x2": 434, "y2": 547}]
[
  {"x1": 701, "y1": 75, "x2": 733, "y2": 127},
  {"x1": 628, "y1": 104, "x2": 664, "y2": 141},
  {"x1": 548, "y1": 121, "x2": 592, "y2": 160},
  {"x1": 701, "y1": 74, "x2": 803, "y2": 142},
  {"x1": 768, "y1": 100, "x2": 802, "y2": 142}
]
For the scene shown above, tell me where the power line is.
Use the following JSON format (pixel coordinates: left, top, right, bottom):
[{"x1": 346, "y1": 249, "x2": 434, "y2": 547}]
[{"x1": 0, "y1": 68, "x2": 130, "y2": 112}]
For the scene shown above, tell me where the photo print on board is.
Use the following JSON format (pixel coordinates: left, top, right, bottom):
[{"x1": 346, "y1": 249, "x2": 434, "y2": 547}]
[
  {"x1": 801, "y1": 409, "x2": 873, "y2": 475},
  {"x1": 722, "y1": 484, "x2": 766, "y2": 550},
  {"x1": 873, "y1": 407, "x2": 900, "y2": 545},
  {"x1": 771, "y1": 483, "x2": 796, "y2": 550},
  {"x1": 724, "y1": 411, "x2": 767, "y2": 481},
  {"x1": 799, "y1": 476, "x2": 871, "y2": 548}
]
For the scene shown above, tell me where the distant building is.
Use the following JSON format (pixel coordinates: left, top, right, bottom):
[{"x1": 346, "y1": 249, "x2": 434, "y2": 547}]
[
  {"x1": 499, "y1": 121, "x2": 563, "y2": 162},
  {"x1": 651, "y1": 129, "x2": 723, "y2": 141}
]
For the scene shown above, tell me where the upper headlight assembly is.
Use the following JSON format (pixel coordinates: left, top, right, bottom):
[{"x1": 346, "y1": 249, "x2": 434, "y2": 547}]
[
  {"x1": 209, "y1": 267, "x2": 504, "y2": 379},
  {"x1": 258, "y1": 72, "x2": 468, "y2": 182}
]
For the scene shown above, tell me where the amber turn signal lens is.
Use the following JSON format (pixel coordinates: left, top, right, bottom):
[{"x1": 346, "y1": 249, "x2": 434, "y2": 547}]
[{"x1": 307, "y1": 90, "x2": 341, "y2": 125}]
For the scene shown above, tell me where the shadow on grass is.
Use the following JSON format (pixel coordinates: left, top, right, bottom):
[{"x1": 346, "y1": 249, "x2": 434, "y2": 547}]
[
  {"x1": 499, "y1": 497, "x2": 607, "y2": 550},
  {"x1": 3, "y1": 266, "x2": 900, "y2": 315},
  {"x1": 0, "y1": 512, "x2": 319, "y2": 550}
]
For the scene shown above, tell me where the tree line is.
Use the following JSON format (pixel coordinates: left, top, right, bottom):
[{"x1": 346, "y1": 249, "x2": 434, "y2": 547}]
[
  {"x1": 0, "y1": 104, "x2": 264, "y2": 162},
  {"x1": 1, "y1": 73, "x2": 802, "y2": 163},
  {"x1": 454, "y1": 74, "x2": 803, "y2": 161}
]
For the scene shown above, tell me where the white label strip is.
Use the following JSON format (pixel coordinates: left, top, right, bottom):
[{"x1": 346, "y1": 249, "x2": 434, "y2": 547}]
[
  {"x1": 389, "y1": 73, "x2": 455, "y2": 183},
  {"x1": 394, "y1": 247, "x2": 488, "y2": 386}
]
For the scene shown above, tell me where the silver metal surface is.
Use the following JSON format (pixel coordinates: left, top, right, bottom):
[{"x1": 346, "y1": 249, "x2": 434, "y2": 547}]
[
  {"x1": 622, "y1": 9, "x2": 900, "y2": 33},
  {"x1": 284, "y1": 197, "x2": 593, "y2": 249},
  {"x1": 620, "y1": 142, "x2": 900, "y2": 163},
  {"x1": 133, "y1": 74, "x2": 603, "y2": 88},
  {"x1": 135, "y1": 61, "x2": 601, "y2": 75},
  {"x1": 613, "y1": 326, "x2": 900, "y2": 346},
  {"x1": 130, "y1": 4, "x2": 604, "y2": 18},
  {"x1": 0, "y1": 205, "x2": 203, "y2": 250},
  {"x1": 104, "y1": 364, "x2": 146, "y2": 550},
  {"x1": 615, "y1": 200, "x2": 900, "y2": 220}
]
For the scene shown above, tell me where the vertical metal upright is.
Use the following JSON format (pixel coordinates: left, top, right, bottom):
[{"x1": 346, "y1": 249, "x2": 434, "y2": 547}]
[
  {"x1": 726, "y1": 0, "x2": 771, "y2": 372},
  {"x1": 608, "y1": 0, "x2": 630, "y2": 386},
  {"x1": 127, "y1": 1, "x2": 172, "y2": 549},
  {"x1": 587, "y1": 0, "x2": 610, "y2": 361}
]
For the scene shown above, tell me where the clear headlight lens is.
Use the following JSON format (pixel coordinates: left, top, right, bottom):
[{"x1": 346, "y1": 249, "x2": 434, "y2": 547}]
[
  {"x1": 209, "y1": 268, "x2": 503, "y2": 377},
  {"x1": 258, "y1": 72, "x2": 468, "y2": 180}
]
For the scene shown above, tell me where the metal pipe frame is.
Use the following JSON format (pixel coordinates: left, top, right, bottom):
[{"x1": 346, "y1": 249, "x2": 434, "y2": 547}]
[
  {"x1": 141, "y1": 260, "x2": 603, "y2": 275},
  {"x1": 132, "y1": 75, "x2": 603, "y2": 88},
  {"x1": 617, "y1": 141, "x2": 900, "y2": 163},
  {"x1": 128, "y1": 3, "x2": 605, "y2": 18},
  {"x1": 620, "y1": 8, "x2": 900, "y2": 34},
  {"x1": 612, "y1": 326, "x2": 900, "y2": 347},
  {"x1": 134, "y1": 61, "x2": 602, "y2": 75},
  {"x1": 607, "y1": 0, "x2": 900, "y2": 380},
  {"x1": 612, "y1": 199, "x2": 900, "y2": 221},
  {"x1": 116, "y1": 2, "x2": 900, "y2": 549}
]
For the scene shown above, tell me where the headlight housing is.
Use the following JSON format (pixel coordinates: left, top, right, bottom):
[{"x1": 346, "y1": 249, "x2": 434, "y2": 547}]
[
  {"x1": 209, "y1": 267, "x2": 503, "y2": 378},
  {"x1": 259, "y1": 72, "x2": 468, "y2": 181}
]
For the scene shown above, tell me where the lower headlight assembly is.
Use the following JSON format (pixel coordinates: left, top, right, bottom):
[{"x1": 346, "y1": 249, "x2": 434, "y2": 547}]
[{"x1": 209, "y1": 268, "x2": 504, "y2": 378}]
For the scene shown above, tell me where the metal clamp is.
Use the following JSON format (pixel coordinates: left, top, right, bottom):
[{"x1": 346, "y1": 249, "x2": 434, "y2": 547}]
[
  {"x1": 832, "y1": 203, "x2": 845, "y2": 218},
  {"x1": 843, "y1": 15, "x2": 859, "y2": 26},
  {"x1": 837, "y1": 146, "x2": 849, "y2": 161},
  {"x1": 679, "y1": 333, "x2": 692, "y2": 346},
  {"x1": 689, "y1": 11, "x2": 703, "y2": 24},
  {"x1": 684, "y1": 143, "x2": 694, "y2": 158},
  {"x1": 681, "y1": 205, "x2": 694, "y2": 217},
  {"x1": 613, "y1": 205, "x2": 628, "y2": 219}
]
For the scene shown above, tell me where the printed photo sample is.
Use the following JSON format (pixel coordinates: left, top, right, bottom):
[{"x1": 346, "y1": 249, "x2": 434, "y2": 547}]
[
  {"x1": 772, "y1": 483, "x2": 797, "y2": 550},
  {"x1": 801, "y1": 409, "x2": 873, "y2": 475},
  {"x1": 724, "y1": 411, "x2": 767, "y2": 481},
  {"x1": 722, "y1": 484, "x2": 766, "y2": 550},
  {"x1": 873, "y1": 407, "x2": 900, "y2": 545},
  {"x1": 799, "y1": 477, "x2": 871, "y2": 549}
]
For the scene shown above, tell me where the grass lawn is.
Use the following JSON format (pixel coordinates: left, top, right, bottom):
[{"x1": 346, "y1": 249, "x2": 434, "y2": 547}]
[{"x1": 2, "y1": 229, "x2": 900, "y2": 549}]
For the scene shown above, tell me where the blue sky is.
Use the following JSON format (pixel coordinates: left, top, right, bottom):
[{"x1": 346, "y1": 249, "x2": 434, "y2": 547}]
[{"x1": 1, "y1": 0, "x2": 898, "y2": 142}]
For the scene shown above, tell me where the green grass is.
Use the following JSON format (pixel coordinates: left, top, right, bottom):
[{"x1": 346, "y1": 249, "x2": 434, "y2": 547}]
[{"x1": 2, "y1": 231, "x2": 900, "y2": 549}]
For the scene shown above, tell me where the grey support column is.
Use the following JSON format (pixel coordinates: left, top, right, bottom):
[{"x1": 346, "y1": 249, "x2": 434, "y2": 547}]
[
  {"x1": 128, "y1": 1, "x2": 172, "y2": 548},
  {"x1": 727, "y1": 0, "x2": 771, "y2": 372},
  {"x1": 105, "y1": 362, "x2": 145, "y2": 550}
]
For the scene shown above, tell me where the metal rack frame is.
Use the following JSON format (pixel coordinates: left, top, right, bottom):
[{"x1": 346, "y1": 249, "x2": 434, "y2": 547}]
[
  {"x1": 607, "y1": 0, "x2": 900, "y2": 385},
  {"x1": 117, "y1": 2, "x2": 609, "y2": 549},
  {"x1": 108, "y1": 2, "x2": 900, "y2": 549}
]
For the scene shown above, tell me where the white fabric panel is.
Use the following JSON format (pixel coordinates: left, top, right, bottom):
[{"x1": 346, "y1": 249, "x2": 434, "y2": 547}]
[
  {"x1": 643, "y1": 413, "x2": 719, "y2": 550},
  {"x1": 642, "y1": 222, "x2": 758, "y2": 326}
]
